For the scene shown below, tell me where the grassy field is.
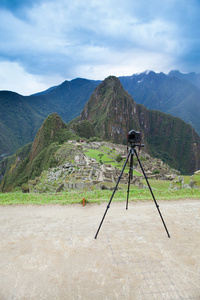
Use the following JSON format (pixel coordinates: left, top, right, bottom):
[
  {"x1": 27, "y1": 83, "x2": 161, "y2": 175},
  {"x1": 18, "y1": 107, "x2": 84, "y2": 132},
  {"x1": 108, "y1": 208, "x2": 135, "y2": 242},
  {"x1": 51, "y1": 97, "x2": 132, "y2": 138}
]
[
  {"x1": 141, "y1": 179, "x2": 171, "y2": 190},
  {"x1": 1, "y1": 186, "x2": 200, "y2": 205},
  {"x1": 84, "y1": 147, "x2": 141, "y2": 175},
  {"x1": 1, "y1": 166, "x2": 200, "y2": 205}
]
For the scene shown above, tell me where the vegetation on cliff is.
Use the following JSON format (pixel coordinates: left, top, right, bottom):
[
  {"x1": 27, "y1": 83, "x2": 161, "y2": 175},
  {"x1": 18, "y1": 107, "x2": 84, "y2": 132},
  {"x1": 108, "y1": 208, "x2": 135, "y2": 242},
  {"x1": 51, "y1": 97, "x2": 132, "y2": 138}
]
[
  {"x1": 74, "y1": 76, "x2": 200, "y2": 174},
  {"x1": 0, "y1": 113, "x2": 79, "y2": 191},
  {"x1": 2, "y1": 76, "x2": 200, "y2": 192},
  {"x1": 0, "y1": 79, "x2": 100, "y2": 157}
]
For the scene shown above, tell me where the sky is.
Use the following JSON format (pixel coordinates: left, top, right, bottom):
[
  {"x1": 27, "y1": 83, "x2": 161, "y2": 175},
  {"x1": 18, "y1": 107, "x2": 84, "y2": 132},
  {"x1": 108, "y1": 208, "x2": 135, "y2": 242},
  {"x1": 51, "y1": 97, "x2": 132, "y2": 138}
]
[{"x1": 0, "y1": 0, "x2": 200, "y2": 95}]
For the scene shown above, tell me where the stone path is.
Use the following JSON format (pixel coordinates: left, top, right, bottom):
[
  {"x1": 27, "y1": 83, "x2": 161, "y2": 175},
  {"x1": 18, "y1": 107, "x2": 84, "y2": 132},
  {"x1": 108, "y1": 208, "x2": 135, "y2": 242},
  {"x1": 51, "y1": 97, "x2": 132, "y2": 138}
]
[{"x1": 0, "y1": 200, "x2": 200, "y2": 299}]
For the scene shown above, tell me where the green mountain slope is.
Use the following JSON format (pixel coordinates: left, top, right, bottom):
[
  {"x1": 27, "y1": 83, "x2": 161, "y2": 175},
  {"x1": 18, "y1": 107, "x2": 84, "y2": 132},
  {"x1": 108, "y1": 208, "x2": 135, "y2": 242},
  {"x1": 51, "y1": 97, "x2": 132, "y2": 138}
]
[
  {"x1": 0, "y1": 91, "x2": 44, "y2": 157},
  {"x1": 73, "y1": 76, "x2": 200, "y2": 174},
  {"x1": 75, "y1": 76, "x2": 140, "y2": 144},
  {"x1": 1, "y1": 71, "x2": 200, "y2": 160},
  {"x1": 0, "y1": 113, "x2": 79, "y2": 192},
  {"x1": 1, "y1": 75, "x2": 200, "y2": 193},
  {"x1": 27, "y1": 78, "x2": 101, "y2": 122},
  {"x1": 0, "y1": 79, "x2": 100, "y2": 157}
]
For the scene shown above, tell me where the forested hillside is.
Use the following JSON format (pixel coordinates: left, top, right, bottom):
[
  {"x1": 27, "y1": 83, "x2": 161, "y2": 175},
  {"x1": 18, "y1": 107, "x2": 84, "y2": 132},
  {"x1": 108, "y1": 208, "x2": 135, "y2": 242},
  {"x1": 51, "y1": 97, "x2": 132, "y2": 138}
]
[
  {"x1": 72, "y1": 76, "x2": 200, "y2": 174},
  {"x1": 0, "y1": 79, "x2": 99, "y2": 158},
  {"x1": 1, "y1": 70, "x2": 200, "y2": 163}
]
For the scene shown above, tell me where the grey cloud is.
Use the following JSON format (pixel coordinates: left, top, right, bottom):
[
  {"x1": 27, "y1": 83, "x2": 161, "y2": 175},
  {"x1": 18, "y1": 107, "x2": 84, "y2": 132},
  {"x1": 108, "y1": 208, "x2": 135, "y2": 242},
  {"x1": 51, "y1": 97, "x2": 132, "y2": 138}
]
[{"x1": 0, "y1": 0, "x2": 200, "y2": 94}]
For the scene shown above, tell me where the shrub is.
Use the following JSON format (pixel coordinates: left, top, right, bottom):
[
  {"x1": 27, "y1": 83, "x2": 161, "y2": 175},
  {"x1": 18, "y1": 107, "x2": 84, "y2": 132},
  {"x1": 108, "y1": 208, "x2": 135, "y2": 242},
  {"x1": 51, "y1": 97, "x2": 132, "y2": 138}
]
[
  {"x1": 152, "y1": 170, "x2": 160, "y2": 175},
  {"x1": 115, "y1": 154, "x2": 123, "y2": 162}
]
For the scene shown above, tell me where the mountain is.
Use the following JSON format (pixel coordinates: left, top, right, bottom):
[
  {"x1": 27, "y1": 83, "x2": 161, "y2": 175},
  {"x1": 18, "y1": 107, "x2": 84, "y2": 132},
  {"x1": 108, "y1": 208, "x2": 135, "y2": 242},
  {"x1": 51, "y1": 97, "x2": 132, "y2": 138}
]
[
  {"x1": 0, "y1": 91, "x2": 44, "y2": 158},
  {"x1": 168, "y1": 70, "x2": 200, "y2": 89},
  {"x1": 0, "y1": 78, "x2": 100, "y2": 158},
  {"x1": 27, "y1": 78, "x2": 101, "y2": 123},
  {"x1": 2, "y1": 76, "x2": 200, "y2": 192},
  {"x1": 72, "y1": 76, "x2": 200, "y2": 174},
  {"x1": 74, "y1": 76, "x2": 140, "y2": 144},
  {"x1": 1, "y1": 70, "x2": 200, "y2": 162},
  {"x1": 0, "y1": 113, "x2": 79, "y2": 191},
  {"x1": 119, "y1": 71, "x2": 200, "y2": 135}
]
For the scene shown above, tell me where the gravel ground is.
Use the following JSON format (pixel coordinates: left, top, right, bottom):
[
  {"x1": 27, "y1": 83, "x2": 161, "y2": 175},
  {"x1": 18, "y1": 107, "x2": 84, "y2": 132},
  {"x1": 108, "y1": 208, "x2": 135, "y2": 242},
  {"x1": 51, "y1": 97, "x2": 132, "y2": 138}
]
[{"x1": 0, "y1": 199, "x2": 200, "y2": 299}]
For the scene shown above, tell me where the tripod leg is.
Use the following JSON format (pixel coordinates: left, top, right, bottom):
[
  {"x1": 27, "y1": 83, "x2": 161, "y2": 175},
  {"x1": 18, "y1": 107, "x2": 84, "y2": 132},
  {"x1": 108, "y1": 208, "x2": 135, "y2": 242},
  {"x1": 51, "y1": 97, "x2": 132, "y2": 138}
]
[
  {"x1": 126, "y1": 151, "x2": 134, "y2": 210},
  {"x1": 134, "y1": 148, "x2": 170, "y2": 238},
  {"x1": 94, "y1": 149, "x2": 131, "y2": 239}
]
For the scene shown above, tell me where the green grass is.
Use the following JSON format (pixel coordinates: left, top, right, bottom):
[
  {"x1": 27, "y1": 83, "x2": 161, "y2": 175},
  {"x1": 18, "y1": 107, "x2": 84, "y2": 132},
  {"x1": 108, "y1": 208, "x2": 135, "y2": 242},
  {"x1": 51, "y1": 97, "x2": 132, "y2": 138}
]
[
  {"x1": 1, "y1": 187, "x2": 200, "y2": 205},
  {"x1": 141, "y1": 179, "x2": 171, "y2": 190},
  {"x1": 192, "y1": 173, "x2": 200, "y2": 188},
  {"x1": 84, "y1": 148, "x2": 110, "y2": 163},
  {"x1": 183, "y1": 176, "x2": 191, "y2": 185},
  {"x1": 84, "y1": 148, "x2": 141, "y2": 176}
]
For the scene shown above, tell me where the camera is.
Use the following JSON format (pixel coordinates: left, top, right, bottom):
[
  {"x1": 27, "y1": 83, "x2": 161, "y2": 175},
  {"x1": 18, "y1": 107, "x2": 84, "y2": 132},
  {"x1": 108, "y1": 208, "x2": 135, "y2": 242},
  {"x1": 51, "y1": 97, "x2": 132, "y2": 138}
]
[{"x1": 127, "y1": 130, "x2": 141, "y2": 144}]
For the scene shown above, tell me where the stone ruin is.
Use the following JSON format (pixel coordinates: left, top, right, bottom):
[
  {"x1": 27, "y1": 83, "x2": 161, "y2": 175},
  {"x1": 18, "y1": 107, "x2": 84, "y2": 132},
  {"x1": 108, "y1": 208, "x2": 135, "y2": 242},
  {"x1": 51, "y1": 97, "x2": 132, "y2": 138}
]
[
  {"x1": 26, "y1": 141, "x2": 180, "y2": 193},
  {"x1": 169, "y1": 175, "x2": 198, "y2": 190}
]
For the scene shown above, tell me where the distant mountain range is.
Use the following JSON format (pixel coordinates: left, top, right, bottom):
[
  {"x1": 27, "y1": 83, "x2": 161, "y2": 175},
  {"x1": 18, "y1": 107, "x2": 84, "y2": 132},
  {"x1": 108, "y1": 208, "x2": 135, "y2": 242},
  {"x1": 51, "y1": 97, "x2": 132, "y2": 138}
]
[
  {"x1": 1, "y1": 76, "x2": 200, "y2": 192},
  {"x1": 119, "y1": 70, "x2": 200, "y2": 136},
  {"x1": 0, "y1": 79, "x2": 100, "y2": 158},
  {"x1": 1, "y1": 70, "x2": 200, "y2": 160}
]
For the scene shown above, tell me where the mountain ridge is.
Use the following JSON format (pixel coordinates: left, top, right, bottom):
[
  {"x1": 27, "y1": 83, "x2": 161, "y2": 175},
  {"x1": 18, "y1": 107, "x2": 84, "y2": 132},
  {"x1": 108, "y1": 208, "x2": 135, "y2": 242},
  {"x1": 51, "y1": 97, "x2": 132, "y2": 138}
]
[
  {"x1": 0, "y1": 78, "x2": 100, "y2": 157},
  {"x1": 119, "y1": 71, "x2": 200, "y2": 134},
  {"x1": 0, "y1": 113, "x2": 79, "y2": 191},
  {"x1": 1, "y1": 70, "x2": 200, "y2": 158},
  {"x1": 72, "y1": 76, "x2": 200, "y2": 174},
  {"x1": 1, "y1": 76, "x2": 200, "y2": 192}
]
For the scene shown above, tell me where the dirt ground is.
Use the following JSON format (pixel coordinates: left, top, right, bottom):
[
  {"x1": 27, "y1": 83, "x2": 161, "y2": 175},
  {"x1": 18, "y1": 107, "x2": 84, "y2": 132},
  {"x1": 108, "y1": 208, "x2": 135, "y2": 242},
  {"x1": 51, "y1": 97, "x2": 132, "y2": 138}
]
[{"x1": 0, "y1": 199, "x2": 200, "y2": 300}]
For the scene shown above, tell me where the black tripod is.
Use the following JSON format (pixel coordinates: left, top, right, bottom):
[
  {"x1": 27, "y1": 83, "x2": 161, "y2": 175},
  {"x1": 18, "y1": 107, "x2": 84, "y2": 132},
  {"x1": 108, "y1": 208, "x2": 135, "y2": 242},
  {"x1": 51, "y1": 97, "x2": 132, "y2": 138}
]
[{"x1": 94, "y1": 143, "x2": 170, "y2": 239}]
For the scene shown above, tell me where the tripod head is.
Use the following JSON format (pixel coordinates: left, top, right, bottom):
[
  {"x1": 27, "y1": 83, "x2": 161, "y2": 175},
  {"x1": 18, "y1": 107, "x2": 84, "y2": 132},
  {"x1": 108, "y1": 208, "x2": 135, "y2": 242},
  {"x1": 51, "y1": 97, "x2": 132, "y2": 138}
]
[{"x1": 129, "y1": 142, "x2": 145, "y2": 148}]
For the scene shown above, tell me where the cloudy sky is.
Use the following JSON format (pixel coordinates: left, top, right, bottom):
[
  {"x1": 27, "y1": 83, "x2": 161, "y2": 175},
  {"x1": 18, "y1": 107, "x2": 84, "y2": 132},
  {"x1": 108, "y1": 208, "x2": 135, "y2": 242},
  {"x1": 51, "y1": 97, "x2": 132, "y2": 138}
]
[{"x1": 0, "y1": 0, "x2": 200, "y2": 95}]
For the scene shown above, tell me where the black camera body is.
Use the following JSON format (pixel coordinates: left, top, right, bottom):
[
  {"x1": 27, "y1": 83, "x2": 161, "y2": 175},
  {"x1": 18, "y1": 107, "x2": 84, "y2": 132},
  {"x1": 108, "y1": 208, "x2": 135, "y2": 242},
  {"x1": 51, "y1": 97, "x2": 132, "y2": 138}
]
[{"x1": 127, "y1": 130, "x2": 141, "y2": 144}]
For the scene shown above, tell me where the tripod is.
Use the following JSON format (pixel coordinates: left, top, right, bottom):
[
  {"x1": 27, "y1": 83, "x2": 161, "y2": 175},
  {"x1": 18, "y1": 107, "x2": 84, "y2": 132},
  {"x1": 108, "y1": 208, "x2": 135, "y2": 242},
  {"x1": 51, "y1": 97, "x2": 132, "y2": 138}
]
[{"x1": 94, "y1": 143, "x2": 170, "y2": 239}]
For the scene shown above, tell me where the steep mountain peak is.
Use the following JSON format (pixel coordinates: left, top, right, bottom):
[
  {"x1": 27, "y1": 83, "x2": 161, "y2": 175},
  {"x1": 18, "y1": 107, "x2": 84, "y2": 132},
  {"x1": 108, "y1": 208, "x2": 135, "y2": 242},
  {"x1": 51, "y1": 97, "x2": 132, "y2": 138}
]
[
  {"x1": 94, "y1": 75, "x2": 123, "y2": 95},
  {"x1": 75, "y1": 75, "x2": 200, "y2": 174},
  {"x1": 101, "y1": 75, "x2": 121, "y2": 85},
  {"x1": 29, "y1": 113, "x2": 67, "y2": 162},
  {"x1": 143, "y1": 70, "x2": 151, "y2": 75},
  {"x1": 78, "y1": 76, "x2": 140, "y2": 144},
  {"x1": 168, "y1": 70, "x2": 181, "y2": 77}
]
